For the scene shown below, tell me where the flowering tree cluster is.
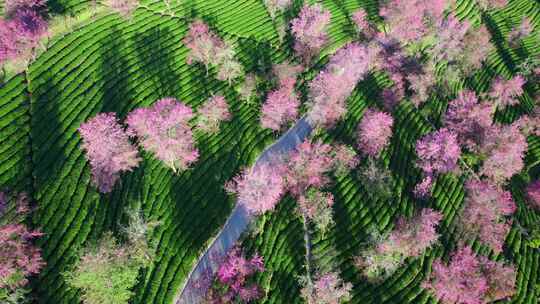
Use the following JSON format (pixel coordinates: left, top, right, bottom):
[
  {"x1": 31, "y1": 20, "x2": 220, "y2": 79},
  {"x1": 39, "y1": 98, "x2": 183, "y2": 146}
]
[
  {"x1": 196, "y1": 95, "x2": 231, "y2": 134},
  {"x1": 79, "y1": 113, "x2": 141, "y2": 193},
  {"x1": 184, "y1": 20, "x2": 242, "y2": 84},
  {"x1": 458, "y1": 180, "x2": 516, "y2": 253},
  {"x1": 360, "y1": 3, "x2": 494, "y2": 109},
  {"x1": 127, "y1": 98, "x2": 199, "y2": 173},
  {"x1": 526, "y1": 180, "x2": 540, "y2": 210},
  {"x1": 0, "y1": 0, "x2": 47, "y2": 64},
  {"x1": 300, "y1": 271, "x2": 352, "y2": 304},
  {"x1": 357, "y1": 108, "x2": 394, "y2": 157},
  {"x1": 202, "y1": 246, "x2": 264, "y2": 303},
  {"x1": 422, "y1": 245, "x2": 516, "y2": 304},
  {"x1": 355, "y1": 208, "x2": 443, "y2": 281},
  {"x1": 260, "y1": 78, "x2": 300, "y2": 131},
  {"x1": 225, "y1": 163, "x2": 285, "y2": 215},
  {"x1": 290, "y1": 3, "x2": 331, "y2": 63},
  {"x1": 223, "y1": 138, "x2": 357, "y2": 303},
  {"x1": 438, "y1": 81, "x2": 529, "y2": 188},
  {"x1": 379, "y1": 0, "x2": 448, "y2": 44},
  {"x1": 307, "y1": 42, "x2": 378, "y2": 126}
]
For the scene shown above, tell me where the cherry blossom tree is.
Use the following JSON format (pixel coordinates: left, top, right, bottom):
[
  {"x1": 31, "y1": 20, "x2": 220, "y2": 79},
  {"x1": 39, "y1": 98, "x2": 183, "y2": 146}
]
[
  {"x1": 298, "y1": 189, "x2": 335, "y2": 234},
  {"x1": 284, "y1": 140, "x2": 334, "y2": 196},
  {"x1": 355, "y1": 208, "x2": 443, "y2": 281},
  {"x1": 225, "y1": 162, "x2": 285, "y2": 215},
  {"x1": 126, "y1": 98, "x2": 198, "y2": 173},
  {"x1": 358, "y1": 158, "x2": 395, "y2": 200},
  {"x1": 184, "y1": 20, "x2": 222, "y2": 71},
  {"x1": 290, "y1": 3, "x2": 331, "y2": 63},
  {"x1": 357, "y1": 108, "x2": 394, "y2": 157},
  {"x1": 0, "y1": 20, "x2": 19, "y2": 64},
  {"x1": 79, "y1": 113, "x2": 141, "y2": 193},
  {"x1": 331, "y1": 144, "x2": 359, "y2": 178},
  {"x1": 429, "y1": 14, "x2": 470, "y2": 64},
  {"x1": 526, "y1": 180, "x2": 540, "y2": 210},
  {"x1": 458, "y1": 180, "x2": 516, "y2": 253},
  {"x1": 0, "y1": 0, "x2": 47, "y2": 65},
  {"x1": 184, "y1": 20, "x2": 243, "y2": 84},
  {"x1": 487, "y1": 75, "x2": 525, "y2": 107},
  {"x1": 196, "y1": 95, "x2": 231, "y2": 134},
  {"x1": 301, "y1": 271, "x2": 352, "y2": 304},
  {"x1": 260, "y1": 78, "x2": 300, "y2": 131},
  {"x1": 204, "y1": 246, "x2": 264, "y2": 303},
  {"x1": 307, "y1": 42, "x2": 379, "y2": 126},
  {"x1": 443, "y1": 90, "x2": 494, "y2": 152},
  {"x1": 460, "y1": 25, "x2": 493, "y2": 74},
  {"x1": 415, "y1": 128, "x2": 461, "y2": 176},
  {"x1": 422, "y1": 245, "x2": 516, "y2": 304},
  {"x1": 479, "y1": 123, "x2": 527, "y2": 185}
]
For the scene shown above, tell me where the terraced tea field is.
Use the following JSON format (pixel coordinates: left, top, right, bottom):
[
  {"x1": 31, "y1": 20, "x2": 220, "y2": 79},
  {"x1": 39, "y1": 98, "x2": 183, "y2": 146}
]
[{"x1": 0, "y1": 0, "x2": 539, "y2": 303}]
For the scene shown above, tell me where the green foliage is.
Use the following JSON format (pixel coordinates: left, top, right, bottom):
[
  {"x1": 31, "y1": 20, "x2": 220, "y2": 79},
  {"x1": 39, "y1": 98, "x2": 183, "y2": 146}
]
[
  {"x1": 0, "y1": 286, "x2": 30, "y2": 304},
  {"x1": 65, "y1": 232, "x2": 142, "y2": 304},
  {"x1": 64, "y1": 208, "x2": 157, "y2": 304}
]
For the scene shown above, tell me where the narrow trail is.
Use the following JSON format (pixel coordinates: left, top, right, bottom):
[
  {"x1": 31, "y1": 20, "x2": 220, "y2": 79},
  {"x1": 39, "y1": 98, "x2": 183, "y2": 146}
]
[{"x1": 176, "y1": 118, "x2": 313, "y2": 304}]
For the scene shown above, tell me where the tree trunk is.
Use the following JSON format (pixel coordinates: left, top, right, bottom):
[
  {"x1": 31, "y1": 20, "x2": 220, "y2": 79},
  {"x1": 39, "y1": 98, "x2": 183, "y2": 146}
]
[{"x1": 302, "y1": 213, "x2": 314, "y2": 303}]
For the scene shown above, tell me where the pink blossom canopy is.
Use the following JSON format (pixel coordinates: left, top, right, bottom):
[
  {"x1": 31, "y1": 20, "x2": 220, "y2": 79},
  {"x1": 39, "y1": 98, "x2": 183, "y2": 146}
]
[
  {"x1": 79, "y1": 113, "x2": 141, "y2": 193},
  {"x1": 459, "y1": 180, "x2": 516, "y2": 253},
  {"x1": 225, "y1": 163, "x2": 285, "y2": 215},
  {"x1": 357, "y1": 108, "x2": 394, "y2": 157},
  {"x1": 126, "y1": 98, "x2": 199, "y2": 173},
  {"x1": 415, "y1": 128, "x2": 461, "y2": 175}
]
